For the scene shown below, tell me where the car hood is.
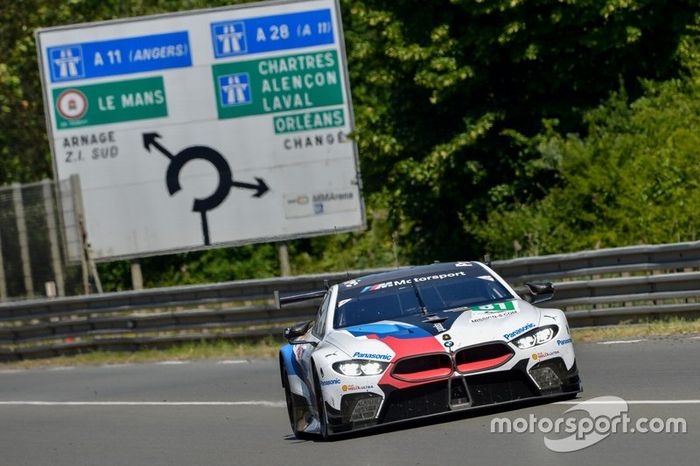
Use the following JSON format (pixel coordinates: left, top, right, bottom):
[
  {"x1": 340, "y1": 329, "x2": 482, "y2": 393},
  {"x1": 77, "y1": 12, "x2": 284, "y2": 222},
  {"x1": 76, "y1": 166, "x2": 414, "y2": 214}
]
[{"x1": 324, "y1": 299, "x2": 543, "y2": 360}]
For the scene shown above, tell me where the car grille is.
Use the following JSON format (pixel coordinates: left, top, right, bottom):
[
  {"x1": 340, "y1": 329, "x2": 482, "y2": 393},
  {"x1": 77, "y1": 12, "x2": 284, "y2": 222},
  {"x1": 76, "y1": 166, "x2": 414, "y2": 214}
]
[
  {"x1": 380, "y1": 365, "x2": 539, "y2": 423},
  {"x1": 465, "y1": 367, "x2": 537, "y2": 406},
  {"x1": 454, "y1": 342, "x2": 514, "y2": 374},
  {"x1": 381, "y1": 380, "x2": 449, "y2": 423},
  {"x1": 392, "y1": 353, "x2": 453, "y2": 382}
]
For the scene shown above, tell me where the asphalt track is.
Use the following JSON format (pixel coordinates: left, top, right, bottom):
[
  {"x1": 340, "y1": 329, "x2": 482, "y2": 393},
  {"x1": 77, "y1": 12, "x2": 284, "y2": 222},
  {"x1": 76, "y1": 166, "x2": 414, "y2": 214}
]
[{"x1": 1, "y1": 337, "x2": 698, "y2": 466}]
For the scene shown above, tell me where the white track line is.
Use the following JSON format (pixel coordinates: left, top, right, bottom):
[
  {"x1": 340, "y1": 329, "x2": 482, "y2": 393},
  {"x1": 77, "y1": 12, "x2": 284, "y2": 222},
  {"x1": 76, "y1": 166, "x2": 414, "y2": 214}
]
[
  {"x1": 597, "y1": 339, "x2": 646, "y2": 345},
  {"x1": 0, "y1": 401, "x2": 285, "y2": 407},
  {"x1": 217, "y1": 360, "x2": 248, "y2": 364},
  {"x1": 556, "y1": 400, "x2": 700, "y2": 405},
  {"x1": 155, "y1": 361, "x2": 190, "y2": 365}
]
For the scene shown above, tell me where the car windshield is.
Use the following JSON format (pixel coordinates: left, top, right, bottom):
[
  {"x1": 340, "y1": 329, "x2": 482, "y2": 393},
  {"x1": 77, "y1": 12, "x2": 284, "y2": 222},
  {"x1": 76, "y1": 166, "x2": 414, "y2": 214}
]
[{"x1": 334, "y1": 268, "x2": 514, "y2": 329}]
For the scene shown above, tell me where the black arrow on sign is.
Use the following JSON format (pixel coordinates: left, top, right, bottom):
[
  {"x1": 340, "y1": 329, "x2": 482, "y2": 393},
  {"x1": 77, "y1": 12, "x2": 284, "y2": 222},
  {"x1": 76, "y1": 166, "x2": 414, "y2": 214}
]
[
  {"x1": 143, "y1": 132, "x2": 270, "y2": 246},
  {"x1": 143, "y1": 132, "x2": 174, "y2": 160},
  {"x1": 232, "y1": 178, "x2": 269, "y2": 198}
]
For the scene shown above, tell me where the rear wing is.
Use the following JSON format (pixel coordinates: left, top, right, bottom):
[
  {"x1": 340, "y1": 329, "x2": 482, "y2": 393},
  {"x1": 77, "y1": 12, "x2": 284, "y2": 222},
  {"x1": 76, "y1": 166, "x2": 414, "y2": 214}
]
[{"x1": 274, "y1": 289, "x2": 327, "y2": 309}]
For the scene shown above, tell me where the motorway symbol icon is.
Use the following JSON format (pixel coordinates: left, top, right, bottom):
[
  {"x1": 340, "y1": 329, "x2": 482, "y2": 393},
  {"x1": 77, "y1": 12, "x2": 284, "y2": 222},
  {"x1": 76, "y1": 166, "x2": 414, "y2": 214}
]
[
  {"x1": 143, "y1": 132, "x2": 269, "y2": 245},
  {"x1": 212, "y1": 21, "x2": 247, "y2": 57},
  {"x1": 49, "y1": 46, "x2": 85, "y2": 81},
  {"x1": 219, "y1": 73, "x2": 252, "y2": 106}
]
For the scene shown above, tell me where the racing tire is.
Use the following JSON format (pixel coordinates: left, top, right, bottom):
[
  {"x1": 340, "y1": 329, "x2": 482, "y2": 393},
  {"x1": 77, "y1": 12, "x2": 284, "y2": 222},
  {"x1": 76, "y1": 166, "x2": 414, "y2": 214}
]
[
  {"x1": 282, "y1": 367, "x2": 313, "y2": 440},
  {"x1": 311, "y1": 364, "x2": 331, "y2": 440}
]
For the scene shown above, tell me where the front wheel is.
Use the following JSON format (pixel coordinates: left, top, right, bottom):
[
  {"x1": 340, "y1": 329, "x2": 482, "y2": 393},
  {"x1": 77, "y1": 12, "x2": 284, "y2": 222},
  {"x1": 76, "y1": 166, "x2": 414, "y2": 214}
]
[
  {"x1": 282, "y1": 367, "x2": 313, "y2": 439},
  {"x1": 312, "y1": 365, "x2": 330, "y2": 439}
]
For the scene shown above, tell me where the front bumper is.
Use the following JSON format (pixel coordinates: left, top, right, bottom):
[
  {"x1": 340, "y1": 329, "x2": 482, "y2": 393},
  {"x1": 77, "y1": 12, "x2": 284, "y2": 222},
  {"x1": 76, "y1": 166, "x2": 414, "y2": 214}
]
[{"x1": 324, "y1": 357, "x2": 581, "y2": 434}]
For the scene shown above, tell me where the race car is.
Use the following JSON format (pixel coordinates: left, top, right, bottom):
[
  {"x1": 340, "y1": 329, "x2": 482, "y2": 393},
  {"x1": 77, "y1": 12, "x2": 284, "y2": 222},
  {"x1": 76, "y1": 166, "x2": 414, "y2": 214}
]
[{"x1": 278, "y1": 261, "x2": 581, "y2": 438}]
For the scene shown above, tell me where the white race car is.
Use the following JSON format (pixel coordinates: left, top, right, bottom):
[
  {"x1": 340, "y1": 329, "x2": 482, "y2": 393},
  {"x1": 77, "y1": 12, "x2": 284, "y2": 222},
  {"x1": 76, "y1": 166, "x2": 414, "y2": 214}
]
[{"x1": 278, "y1": 262, "x2": 581, "y2": 438}]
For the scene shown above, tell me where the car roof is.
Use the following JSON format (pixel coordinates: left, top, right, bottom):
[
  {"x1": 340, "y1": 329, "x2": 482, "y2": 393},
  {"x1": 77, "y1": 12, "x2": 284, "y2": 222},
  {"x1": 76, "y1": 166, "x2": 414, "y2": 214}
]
[{"x1": 339, "y1": 261, "x2": 488, "y2": 290}]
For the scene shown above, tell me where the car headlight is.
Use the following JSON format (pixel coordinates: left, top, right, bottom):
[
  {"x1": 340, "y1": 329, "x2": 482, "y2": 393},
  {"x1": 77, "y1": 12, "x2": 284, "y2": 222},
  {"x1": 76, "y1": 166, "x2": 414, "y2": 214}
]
[
  {"x1": 513, "y1": 325, "x2": 558, "y2": 349},
  {"x1": 332, "y1": 360, "x2": 389, "y2": 376}
]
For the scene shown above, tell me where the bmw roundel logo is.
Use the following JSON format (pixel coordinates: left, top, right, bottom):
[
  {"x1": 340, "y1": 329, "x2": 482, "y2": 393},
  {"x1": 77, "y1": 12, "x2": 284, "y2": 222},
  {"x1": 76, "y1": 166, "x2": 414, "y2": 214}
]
[{"x1": 444, "y1": 341, "x2": 454, "y2": 348}]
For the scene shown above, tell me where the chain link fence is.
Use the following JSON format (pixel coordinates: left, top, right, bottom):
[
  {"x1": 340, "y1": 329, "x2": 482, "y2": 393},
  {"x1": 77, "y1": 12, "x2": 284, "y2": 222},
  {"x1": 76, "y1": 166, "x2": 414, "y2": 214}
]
[{"x1": 0, "y1": 177, "x2": 87, "y2": 302}]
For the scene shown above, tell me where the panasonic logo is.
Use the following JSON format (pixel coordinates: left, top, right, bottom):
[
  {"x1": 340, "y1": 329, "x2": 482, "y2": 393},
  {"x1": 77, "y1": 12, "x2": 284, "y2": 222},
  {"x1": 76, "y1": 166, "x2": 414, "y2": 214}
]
[
  {"x1": 353, "y1": 352, "x2": 392, "y2": 361},
  {"x1": 503, "y1": 323, "x2": 536, "y2": 340}
]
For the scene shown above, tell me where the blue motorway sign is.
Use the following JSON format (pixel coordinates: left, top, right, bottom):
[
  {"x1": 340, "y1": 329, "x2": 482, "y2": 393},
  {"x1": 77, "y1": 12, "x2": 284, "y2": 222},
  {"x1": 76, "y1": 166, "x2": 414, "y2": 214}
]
[
  {"x1": 210, "y1": 9, "x2": 334, "y2": 59},
  {"x1": 47, "y1": 31, "x2": 191, "y2": 83}
]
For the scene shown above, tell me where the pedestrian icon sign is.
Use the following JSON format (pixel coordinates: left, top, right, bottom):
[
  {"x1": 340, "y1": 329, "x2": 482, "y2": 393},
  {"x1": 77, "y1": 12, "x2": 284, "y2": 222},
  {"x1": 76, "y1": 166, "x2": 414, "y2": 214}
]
[
  {"x1": 218, "y1": 73, "x2": 252, "y2": 106},
  {"x1": 48, "y1": 46, "x2": 85, "y2": 82},
  {"x1": 211, "y1": 21, "x2": 247, "y2": 58}
]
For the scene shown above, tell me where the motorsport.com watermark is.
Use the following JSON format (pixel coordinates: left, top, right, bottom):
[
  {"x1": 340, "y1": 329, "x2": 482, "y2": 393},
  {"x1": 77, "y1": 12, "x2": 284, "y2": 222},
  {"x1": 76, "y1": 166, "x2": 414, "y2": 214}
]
[{"x1": 491, "y1": 396, "x2": 687, "y2": 452}]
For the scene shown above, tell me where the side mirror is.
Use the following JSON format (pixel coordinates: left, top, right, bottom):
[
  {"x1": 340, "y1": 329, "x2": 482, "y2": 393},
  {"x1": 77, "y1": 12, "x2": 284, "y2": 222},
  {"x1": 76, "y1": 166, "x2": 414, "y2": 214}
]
[
  {"x1": 284, "y1": 321, "x2": 312, "y2": 341},
  {"x1": 525, "y1": 282, "x2": 554, "y2": 304}
]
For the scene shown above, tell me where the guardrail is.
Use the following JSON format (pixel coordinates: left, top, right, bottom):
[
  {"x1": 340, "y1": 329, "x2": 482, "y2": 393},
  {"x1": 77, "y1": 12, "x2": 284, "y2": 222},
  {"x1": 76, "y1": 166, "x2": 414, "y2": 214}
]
[{"x1": 1, "y1": 241, "x2": 700, "y2": 361}]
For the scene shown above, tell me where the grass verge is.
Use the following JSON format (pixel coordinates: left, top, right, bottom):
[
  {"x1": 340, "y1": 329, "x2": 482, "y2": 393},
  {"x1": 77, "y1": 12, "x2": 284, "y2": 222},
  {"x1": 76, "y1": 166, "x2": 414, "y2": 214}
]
[
  {"x1": 2, "y1": 318, "x2": 700, "y2": 369},
  {"x1": 0, "y1": 336, "x2": 284, "y2": 369},
  {"x1": 571, "y1": 316, "x2": 700, "y2": 342}
]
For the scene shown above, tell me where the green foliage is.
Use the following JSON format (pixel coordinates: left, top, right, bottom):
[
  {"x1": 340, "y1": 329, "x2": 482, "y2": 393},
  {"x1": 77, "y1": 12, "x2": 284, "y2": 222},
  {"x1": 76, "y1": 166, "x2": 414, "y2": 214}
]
[
  {"x1": 3, "y1": 1, "x2": 700, "y2": 289},
  {"x1": 475, "y1": 74, "x2": 700, "y2": 257},
  {"x1": 343, "y1": 0, "x2": 698, "y2": 262}
]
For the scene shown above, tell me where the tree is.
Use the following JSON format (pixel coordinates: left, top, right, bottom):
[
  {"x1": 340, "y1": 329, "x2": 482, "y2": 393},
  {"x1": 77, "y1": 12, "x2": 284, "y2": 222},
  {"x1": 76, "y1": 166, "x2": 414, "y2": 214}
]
[{"x1": 474, "y1": 35, "x2": 700, "y2": 257}]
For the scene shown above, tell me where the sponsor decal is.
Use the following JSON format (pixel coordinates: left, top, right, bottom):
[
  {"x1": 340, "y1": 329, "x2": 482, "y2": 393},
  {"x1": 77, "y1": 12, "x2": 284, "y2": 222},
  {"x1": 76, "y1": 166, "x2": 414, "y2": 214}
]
[
  {"x1": 444, "y1": 341, "x2": 454, "y2": 348},
  {"x1": 531, "y1": 350, "x2": 560, "y2": 361},
  {"x1": 320, "y1": 378, "x2": 341, "y2": 386},
  {"x1": 361, "y1": 271, "x2": 468, "y2": 293},
  {"x1": 352, "y1": 351, "x2": 392, "y2": 361},
  {"x1": 343, "y1": 279, "x2": 359, "y2": 288},
  {"x1": 293, "y1": 344, "x2": 304, "y2": 360},
  {"x1": 433, "y1": 323, "x2": 446, "y2": 332},
  {"x1": 503, "y1": 323, "x2": 536, "y2": 340},
  {"x1": 337, "y1": 298, "x2": 352, "y2": 308},
  {"x1": 346, "y1": 322, "x2": 433, "y2": 339},
  {"x1": 455, "y1": 262, "x2": 472, "y2": 267},
  {"x1": 341, "y1": 384, "x2": 374, "y2": 392},
  {"x1": 557, "y1": 338, "x2": 573, "y2": 346},
  {"x1": 470, "y1": 301, "x2": 516, "y2": 312},
  {"x1": 471, "y1": 310, "x2": 517, "y2": 323},
  {"x1": 442, "y1": 334, "x2": 452, "y2": 341}
]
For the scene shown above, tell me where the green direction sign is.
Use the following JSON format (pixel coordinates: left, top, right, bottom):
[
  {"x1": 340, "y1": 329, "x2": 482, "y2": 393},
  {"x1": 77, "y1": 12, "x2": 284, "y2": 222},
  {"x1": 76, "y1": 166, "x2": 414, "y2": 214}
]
[
  {"x1": 213, "y1": 50, "x2": 344, "y2": 120},
  {"x1": 273, "y1": 108, "x2": 344, "y2": 134},
  {"x1": 53, "y1": 76, "x2": 168, "y2": 130}
]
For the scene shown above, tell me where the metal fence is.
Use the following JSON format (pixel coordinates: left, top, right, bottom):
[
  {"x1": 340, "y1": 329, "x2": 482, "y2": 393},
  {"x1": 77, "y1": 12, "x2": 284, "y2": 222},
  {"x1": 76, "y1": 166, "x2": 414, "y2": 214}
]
[
  {"x1": 0, "y1": 177, "x2": 89, "y2": 301},
  {"x1": 1, "y1": 240, "x2": 700, "y2": 361}
]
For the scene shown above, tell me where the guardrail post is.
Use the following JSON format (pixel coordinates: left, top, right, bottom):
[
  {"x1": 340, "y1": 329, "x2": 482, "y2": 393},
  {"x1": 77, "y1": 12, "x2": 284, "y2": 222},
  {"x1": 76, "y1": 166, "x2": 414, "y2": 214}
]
[
  {"x1": 12, "y1": 183, "x2": 34, "y2": 297},
  {"x1": 42, "y1": 180, "x2": 65, "y2": 297}
]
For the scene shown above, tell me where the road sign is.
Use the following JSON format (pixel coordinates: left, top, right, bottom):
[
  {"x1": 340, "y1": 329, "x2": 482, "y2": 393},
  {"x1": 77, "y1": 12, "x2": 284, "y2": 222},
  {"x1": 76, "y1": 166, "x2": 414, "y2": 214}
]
[{"x1": 36, "y1": 0, "x2": 364, "y2": 261}]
